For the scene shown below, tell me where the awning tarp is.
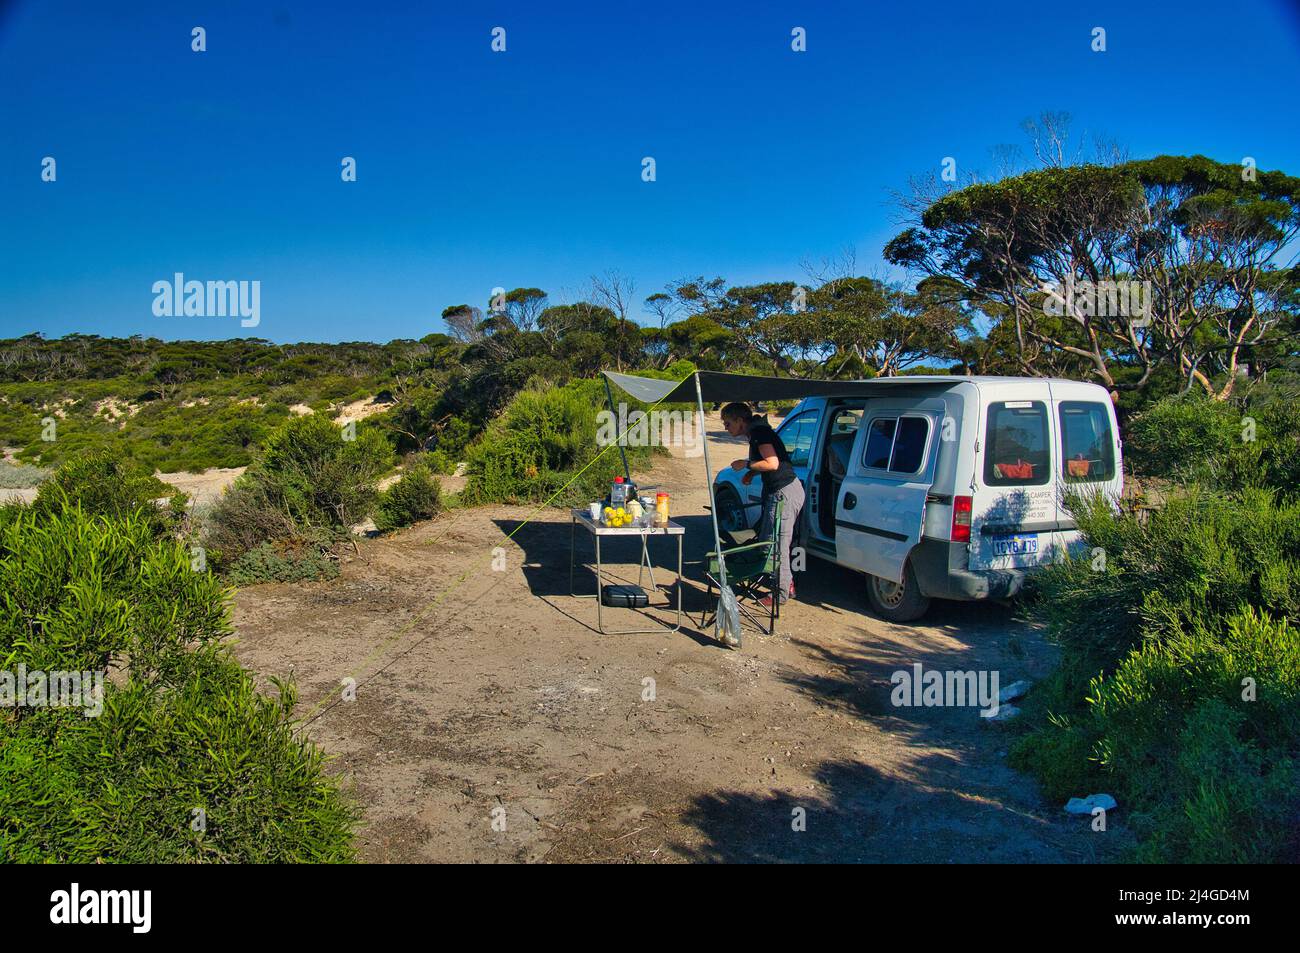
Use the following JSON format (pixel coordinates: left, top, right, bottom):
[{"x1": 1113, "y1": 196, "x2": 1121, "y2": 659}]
[{"x1": 602, "y1": 369, "x2": 964, "y2": 405}]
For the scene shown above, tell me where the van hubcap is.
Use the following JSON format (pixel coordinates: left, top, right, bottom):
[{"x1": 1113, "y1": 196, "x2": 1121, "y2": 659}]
[{"x1": 873, "y1": 576, "x2": 905, "y2": 609}]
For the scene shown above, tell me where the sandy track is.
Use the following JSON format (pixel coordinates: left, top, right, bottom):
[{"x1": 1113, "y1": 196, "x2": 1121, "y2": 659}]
[{"x1": 229, "y1": 417, "x2": 1124, "y2": 862}]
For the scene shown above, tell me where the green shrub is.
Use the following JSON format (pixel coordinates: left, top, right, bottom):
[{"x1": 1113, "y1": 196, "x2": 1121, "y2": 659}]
[
  {"x1": 256, "y1": 413, "x2": 393, "y2": 529},
  {"x1": 1126, "y1": 390, "x2": 1300, "y2": 496},
  {"x1": 1126, "y1": 393, "x2": 1242, "y2": 479},
  {"x1": 460, "y1": 379, "x2": 653, "y2": 506},
  {"x1": 424, "y1": 447, "x2": 456, "y2": 475},
  {"x1": 1031, "y1": 488, "x2": 1300, "y2": 665},
  {"x1": 30, "y1": 449, "x2": 181, "y2": 535},
  {"x1": 202, "y1": 414, "x2": 393, "y2": 580},
  {"x1": 224, "y1": 539, "x2": 341, "y2": 587},
  {"x1": 1016, "y1": 480, "x2": 1300, "y2": 862},
  {"x1": 0, "y1": 501, "x2": 356, "y2": 861},
  {"x1": 1091, "y1": 608, "x2": 1299, "y2": 862},
  {"x1": 374, "y1": 461, "x2": 443, "y2": 531}
]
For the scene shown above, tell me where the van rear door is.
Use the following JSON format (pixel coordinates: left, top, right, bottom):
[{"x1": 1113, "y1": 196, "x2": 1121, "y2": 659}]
[
  {"x1": 1050, "y1": 384, "x2": 1124, "y2": 557},
  {"x1": 835, "y1": 400, "x2": 945, "y2": 584},
  {"x1": 968, "y1": 396, "x2": 1058, "y2": 571}
]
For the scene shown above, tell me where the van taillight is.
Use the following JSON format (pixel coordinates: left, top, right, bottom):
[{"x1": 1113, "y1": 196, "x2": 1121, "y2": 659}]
[{"x1": 951, "y1": 496, "x2": 972, "y2": 543}]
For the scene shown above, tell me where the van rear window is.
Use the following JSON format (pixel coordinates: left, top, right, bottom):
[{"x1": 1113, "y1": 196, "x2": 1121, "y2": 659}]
[
  {"x1": 1059, "y1": 401, "x2": 1116, "y2": 482},
  {"x1": 984, "y1": 401, "x2": 1050, "y2": 486}
]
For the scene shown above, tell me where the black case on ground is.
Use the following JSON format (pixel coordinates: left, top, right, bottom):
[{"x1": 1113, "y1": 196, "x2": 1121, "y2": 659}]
[{"x1": 601, "y1": 584, "x2": 649, "y2": 608}]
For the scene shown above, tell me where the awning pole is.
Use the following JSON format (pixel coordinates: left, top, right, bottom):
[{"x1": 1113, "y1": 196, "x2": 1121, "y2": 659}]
[
  {"x1": 603, "y1": 374, "x2": 632, "y2": 483},
  {"x1": 696, "y1": 373, "x2": 727, "y2": 598}
]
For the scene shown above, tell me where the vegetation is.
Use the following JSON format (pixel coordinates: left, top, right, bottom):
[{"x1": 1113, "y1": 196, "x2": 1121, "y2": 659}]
[
  {"x1": 204, "y1": 414, "x2": 392, "y2": 582},
  {"x1": 374, "y1": 460, "x2": 443, "y2": 532},
  {"x1": 0, "y1": 456, "x2": 357, "y2": 861},
  {"x1": 460, "y1": 377, "x2": 661, "y2": 507},
  {"x1": 1012, "y1": 390, "x2": 1300, "y2": 862}
]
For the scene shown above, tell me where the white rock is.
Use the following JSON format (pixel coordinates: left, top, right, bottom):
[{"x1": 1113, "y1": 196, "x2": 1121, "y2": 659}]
[
  {"x1": 983, "y1": 704, "x2": 1020, "y2": 722},
  {"x1": 1064, "y1": 793, "x2": 1117, "y2": 814},
  {"x1": 999, "y1": 679, "x2": 1032, "y2": 703}
]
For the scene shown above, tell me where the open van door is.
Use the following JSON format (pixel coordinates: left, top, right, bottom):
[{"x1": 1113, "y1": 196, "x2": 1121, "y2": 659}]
[{"x1": 834, "y1": 401, "x2": 945, "y2": 584}]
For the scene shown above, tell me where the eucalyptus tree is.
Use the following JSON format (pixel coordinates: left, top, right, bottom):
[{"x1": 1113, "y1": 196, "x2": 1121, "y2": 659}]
[{"x1": 885, "y1": 156, "x2": 1300, "y2": 398}]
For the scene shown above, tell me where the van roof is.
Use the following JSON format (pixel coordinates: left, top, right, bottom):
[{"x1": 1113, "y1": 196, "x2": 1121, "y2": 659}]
[{"x1": 603, "y1": 369, "x2": 1109, "y2": 406}]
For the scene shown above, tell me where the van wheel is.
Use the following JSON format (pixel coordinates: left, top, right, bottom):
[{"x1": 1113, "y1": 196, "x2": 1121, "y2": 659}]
[
  {"x1": 865, "y1": 560, "x2": 931, "y2": 623},
  {"x1": 713, "y1": 483, "x2": 751, "y2": 544}
]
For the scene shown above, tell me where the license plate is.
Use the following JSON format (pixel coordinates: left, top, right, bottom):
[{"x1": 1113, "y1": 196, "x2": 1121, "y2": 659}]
[{"x1": 992, "y1": 533, "x2": 1038, "y2": 557}]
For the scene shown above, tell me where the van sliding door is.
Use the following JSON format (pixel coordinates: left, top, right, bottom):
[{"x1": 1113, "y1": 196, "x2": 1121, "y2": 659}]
[{"x1": 834, "y1": 402, "x2": 944, "y2": 585}]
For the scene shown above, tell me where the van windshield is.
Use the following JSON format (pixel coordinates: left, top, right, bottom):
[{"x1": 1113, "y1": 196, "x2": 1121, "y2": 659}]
[{"x1": 984, "y1": 401, "x2": 1050, "y2": 486}]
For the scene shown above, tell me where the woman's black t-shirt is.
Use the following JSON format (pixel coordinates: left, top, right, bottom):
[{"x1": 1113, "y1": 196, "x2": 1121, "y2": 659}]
[{"x1": 748, "y1": 422, "x2": 797, "y2": 494}]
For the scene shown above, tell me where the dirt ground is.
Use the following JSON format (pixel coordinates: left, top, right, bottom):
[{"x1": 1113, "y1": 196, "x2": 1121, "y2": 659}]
[{"x1": 230, "y1": 415, "x2": 1123, "y2": 863}]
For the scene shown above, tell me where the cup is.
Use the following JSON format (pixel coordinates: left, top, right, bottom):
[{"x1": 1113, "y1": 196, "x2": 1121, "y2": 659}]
[{"x1": 589, "y1": 502, "x2": 602, "y2": 521}]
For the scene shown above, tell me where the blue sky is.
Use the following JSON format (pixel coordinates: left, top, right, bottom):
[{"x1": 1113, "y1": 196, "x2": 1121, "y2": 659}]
[{"x1": 2, "y1": 0, "x2": 1299, "y2": 344}]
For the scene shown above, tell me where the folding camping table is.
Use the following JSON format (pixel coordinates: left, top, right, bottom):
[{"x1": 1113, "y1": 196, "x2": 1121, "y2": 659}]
[{"x1": 569, "y1": 509, "x2": 684, "y2": 634}]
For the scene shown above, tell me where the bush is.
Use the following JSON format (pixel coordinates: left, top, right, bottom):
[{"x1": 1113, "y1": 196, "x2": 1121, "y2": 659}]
[
  {"x1": 224, "y1": 538, "x2": 342, "y2": 587},
  {"x1": 1126, "y1": 390, "x2": 1300, "y2": 496},
  {"x1": 0, "y1": 462, "x2": 48, "y2": 490},
  {"x1": 257, "y1": 414, "x2": 393, "y2": 529},
  {"x1": 1030, "y1": 488, "x2": 1300, "y2": 665},
  {"x1": 1014, "y1": 481, "x2": 1300, "y2": 862},
  {"x1": 0, "y1": 500, "x2": 357, "y2": 861},
  {"x1": 30, "y1": 449, "x2": 181, "y2": 535},
  {"x1": 203, "y1": 476, "x2": 298, "y2": 564},
  {"x1": 374, "y1": 461, "x2": 443, "y2": 531},
  {"x1": 460, "y1": 379, "x2": 653, "y2": 506},
  {"x1": 202, "y1": 414, "x2": 393, "y2": 580},
  {"x1": 1125, "y1": 393, "x2": 1241, "y2": 480}
]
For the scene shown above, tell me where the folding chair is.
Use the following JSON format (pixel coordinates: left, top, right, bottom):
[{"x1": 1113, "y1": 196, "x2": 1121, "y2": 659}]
[{"x1": 701, "y1": 498, "x2": 784, "y2": 636}]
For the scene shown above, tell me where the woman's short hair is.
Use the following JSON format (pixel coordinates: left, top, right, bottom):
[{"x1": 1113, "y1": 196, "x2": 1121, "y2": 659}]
[{"x1": 720, "y1": 402, "x2": 754, "y2": 423}]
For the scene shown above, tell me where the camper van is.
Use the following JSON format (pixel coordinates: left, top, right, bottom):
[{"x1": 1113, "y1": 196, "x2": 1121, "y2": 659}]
[{"x1": 712, "y1": 376, "x2": 1123, "y2": 622}]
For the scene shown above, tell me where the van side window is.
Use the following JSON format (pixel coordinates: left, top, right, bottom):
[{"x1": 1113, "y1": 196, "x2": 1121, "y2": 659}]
[
  {"x1": 777, "y1": 410, "x2": 820, "y2": 467},
  {"x1": 1059, "y1": 401, "x2": 1116, "y2": 482},
  {"x1": 862, "y1": 415, "x2": 931, "y2": 474},
  {"x1": 890, "y1": 417, "x2": 930, "y2": 473},
  {"x1": 863, "y1": 418, "x2": 896, "y2": 469},
  {"x1": 984, "y1": 401, "x2": 1050, "y2": 487}
]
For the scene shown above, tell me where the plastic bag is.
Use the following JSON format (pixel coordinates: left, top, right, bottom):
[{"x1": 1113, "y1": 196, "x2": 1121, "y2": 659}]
[{"x1": 717, "y1": 584, "x2": 742, "y2": 648}]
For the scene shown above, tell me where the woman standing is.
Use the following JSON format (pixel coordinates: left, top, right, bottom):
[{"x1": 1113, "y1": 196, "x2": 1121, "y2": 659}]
[{"x1": 720, "y1": 402, "x2": 805, "y2": 609}]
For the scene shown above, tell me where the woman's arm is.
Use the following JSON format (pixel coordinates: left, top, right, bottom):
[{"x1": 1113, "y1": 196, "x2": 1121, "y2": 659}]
[{"x1": 748, "y1": 444, "x2": 781, "y2": 472}]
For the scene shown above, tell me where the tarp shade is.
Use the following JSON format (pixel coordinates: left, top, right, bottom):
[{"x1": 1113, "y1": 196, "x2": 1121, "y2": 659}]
[{"x1": 603, "y1": 369, "x2": 961, "y2": 405}]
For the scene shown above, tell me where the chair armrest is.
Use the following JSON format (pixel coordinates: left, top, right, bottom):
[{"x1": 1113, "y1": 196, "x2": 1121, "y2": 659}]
[{"x1": 707, "y1": 540, "x2": 772, "y2": 559}]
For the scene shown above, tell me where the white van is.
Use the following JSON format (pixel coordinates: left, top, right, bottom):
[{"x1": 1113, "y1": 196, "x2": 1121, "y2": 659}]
[{"x1": 712, "y1": 376, "x2": 1123, "y2": 622}]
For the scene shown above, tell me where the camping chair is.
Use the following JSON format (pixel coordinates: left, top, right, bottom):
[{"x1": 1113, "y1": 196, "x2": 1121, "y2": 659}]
[{"x1": 701, "y1": 497, "x2": 784, "y2": 636}]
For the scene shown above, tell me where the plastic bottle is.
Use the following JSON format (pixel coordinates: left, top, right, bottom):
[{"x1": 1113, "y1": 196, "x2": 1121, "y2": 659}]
[
  {"x1": 611, "y1": 476, "x2": 627, "y2": 507},
  {"x1": 655, "y1": 492, "x2": 670, "y2": 527}
]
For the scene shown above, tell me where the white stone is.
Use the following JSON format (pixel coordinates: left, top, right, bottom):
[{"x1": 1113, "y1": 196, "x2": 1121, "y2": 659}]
[
  {"x1": 1064, "y1": 793, "x2": 1117, "y2": 814},
  {"x1": 999, "y1": 679, "x2": 1032, "y2": 703}
]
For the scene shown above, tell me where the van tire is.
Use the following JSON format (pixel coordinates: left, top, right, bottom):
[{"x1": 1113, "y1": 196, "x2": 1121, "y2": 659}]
[
  {"x1": 864, "y1": 560, "x2": 931, "y2": 623},
  {"x1": 713, "y1": 483, "x2": 752, "y2": 545}
]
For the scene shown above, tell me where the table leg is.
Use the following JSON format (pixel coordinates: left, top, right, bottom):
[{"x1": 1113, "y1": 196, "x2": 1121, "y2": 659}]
[
  {"x1": 637, "y1": 535, "x2": 658, "y2": 591},
  {"x1": 674, "y1": 532, "x2": 683, "y2": 630},
  {"x1": 595, "y1": 534, "x2": 603, "y2": 633}
]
